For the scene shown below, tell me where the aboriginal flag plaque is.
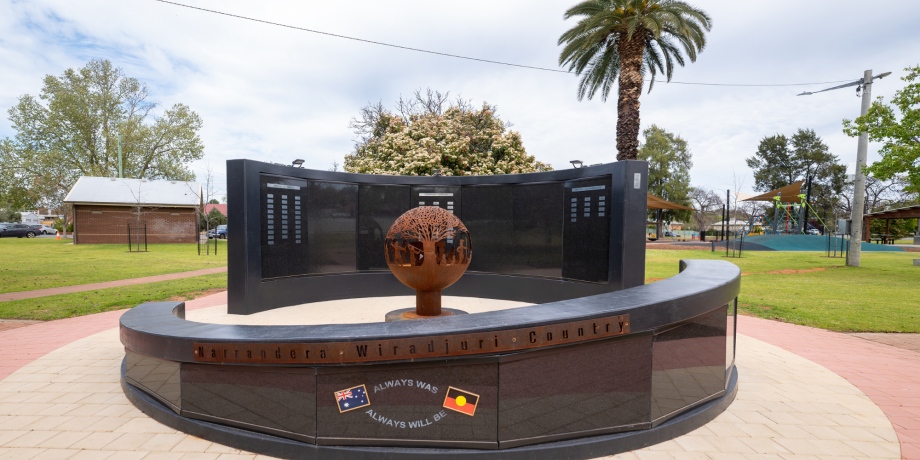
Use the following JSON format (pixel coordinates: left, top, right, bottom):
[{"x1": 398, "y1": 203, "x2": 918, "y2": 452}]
[
  {"x1": 334, "y1": 384, "x2": 370, "y2": 413},
  {"x1": 443, "y1": 386, "x2": 479, "y2": 416}
]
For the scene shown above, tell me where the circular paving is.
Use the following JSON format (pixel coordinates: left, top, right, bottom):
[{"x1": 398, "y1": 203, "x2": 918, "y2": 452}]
[{"x1": 0, "y1": 299, "x2": 905, "y2": 460}]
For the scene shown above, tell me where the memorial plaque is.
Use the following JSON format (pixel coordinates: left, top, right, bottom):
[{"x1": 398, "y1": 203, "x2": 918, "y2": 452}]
[
  {"x1": 412, "y1": 186, "x2": 460, "y2": 215},
  {"x1": 193, "y1": 314, "x2": 630, "y2": 365},
  {"x1": 357, "y1": 185, "x2": 410, "y2": 271},
  {"x1": 650, "y1": 305, "x2": 727, "y2": 424},
  {"x1": 260, "y1": 175, "x2": 309, "y2": 279},
  {"x1": 316, "y1": 361, "x2": 498, "y2": 447},
  {"x1": 512, "y1": 183, "x2": 564, "y2": 277},
  {"x1": 563, "y1": 176, "x2": 611, "y2": 282}
]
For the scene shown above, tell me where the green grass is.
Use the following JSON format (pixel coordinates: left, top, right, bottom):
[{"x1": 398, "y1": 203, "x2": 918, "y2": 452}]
[
  {"x1": 647, "y1": 249, "x2": 920, "y2": 333},
  {"x1": 0, "y1": 273, "x2": 227, "y2": 321},
  {"x1": 0, "y1": 238, "x2": 227, "y2": 294}
]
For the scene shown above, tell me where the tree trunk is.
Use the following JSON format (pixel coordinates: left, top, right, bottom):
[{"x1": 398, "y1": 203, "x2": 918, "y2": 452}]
[{"x1": 616, "y1": 32, "x2": 646, "y2": 161}]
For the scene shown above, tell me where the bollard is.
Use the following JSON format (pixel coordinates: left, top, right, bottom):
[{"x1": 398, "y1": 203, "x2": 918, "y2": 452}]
[{"x1": 711, "y1": 240, "x2": 715, "y2": 252}]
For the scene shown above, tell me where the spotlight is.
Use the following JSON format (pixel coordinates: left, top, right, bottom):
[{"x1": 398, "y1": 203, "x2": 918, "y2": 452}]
[
  {"x1": 292, "y1": 159, "x2": 305, "y2": 168},
  {"x1": 570, "y1": 160, "x2": 583, "y2": 169}
]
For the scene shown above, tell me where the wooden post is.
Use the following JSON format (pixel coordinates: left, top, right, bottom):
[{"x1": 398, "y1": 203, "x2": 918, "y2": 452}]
[
  {"x1": 865, "y1": 218, "x2": 871, "y2": 242},
  {"x1": 886, "y1": 219, "x2": 891, "y2": 243}
]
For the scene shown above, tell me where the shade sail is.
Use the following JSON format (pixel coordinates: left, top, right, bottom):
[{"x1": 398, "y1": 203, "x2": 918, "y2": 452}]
[
  {"x1": 647, "y1": 193, "x2": 695, "y2": 211},
  {"x1": 741, "y1": 181, "x2": 805, "y2": 203}
]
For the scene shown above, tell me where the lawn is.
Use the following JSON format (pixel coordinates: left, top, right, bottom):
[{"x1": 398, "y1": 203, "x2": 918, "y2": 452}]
[
  {"x1": 647, "y1": 249, "x2": 920, "y2": 333},
  {"x1": 1, "y1": 238, "x2": 917, "y2": 331},
  {"x1": 0, "y1": 272, "x2": 227, "y2": 321},
  {"x1": 0, "y1": 238, "x2": 227, "y2": 294}
]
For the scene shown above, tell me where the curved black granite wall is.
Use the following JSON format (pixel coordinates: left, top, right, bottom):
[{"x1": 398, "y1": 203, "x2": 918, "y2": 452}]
[
  {"x1": 226, "y1": 160, "x2": 649, "y2": 314},
  {"x1": 120, "y1": 259, "x2": 740, "y2": 455}
]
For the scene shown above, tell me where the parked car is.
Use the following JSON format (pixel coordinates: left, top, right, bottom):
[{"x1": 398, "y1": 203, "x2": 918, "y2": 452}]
[
  {"x1": 37, "y1": 225, "x2": 56, "y2": 235},
  {"x1": 664, "y1": 231, "x2": 678, "y2": 237},
  {"x1": 0, "y1": 223, "x2": 38, "y2": 238},
  {"x1": 207, "y1": 225, "x2": 228, "y2": 239}
]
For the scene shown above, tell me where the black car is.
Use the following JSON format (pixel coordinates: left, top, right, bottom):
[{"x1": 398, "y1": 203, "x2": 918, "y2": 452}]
[{"x1": 0, "y1": 223, "x2": 38, "y2": 238}]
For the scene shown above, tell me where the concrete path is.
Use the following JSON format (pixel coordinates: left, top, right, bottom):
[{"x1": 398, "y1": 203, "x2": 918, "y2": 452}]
[
  {"x1": 0, "y1": 267, "x2": 228, "y2": 302},
  {"x1": 740, "y1": 315, "x2": 920, "y2": 459}
]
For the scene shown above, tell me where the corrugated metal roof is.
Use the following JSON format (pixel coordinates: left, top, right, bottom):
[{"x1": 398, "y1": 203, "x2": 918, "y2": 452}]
[{"x1": 64, "y1": 177, "x2": 202, "y2": 207}]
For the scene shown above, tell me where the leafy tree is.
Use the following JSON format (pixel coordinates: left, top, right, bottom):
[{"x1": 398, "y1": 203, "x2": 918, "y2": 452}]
[
  {"x1": 344, "y1": 89, "x2": 550, "y2": 176},
  {"x1": 843, "y1": 65, "x2": 920, "y2": 193},
  {"x1": 208, "y1": 199, "x2": 220, "y2": 204},
  {"x1": 0, "y1": 59, "x2": 204, "y2": 222},
  {"x1": 558, "y1": 0, "x2": 711, "y2": 160},
  {"x1": 746, "y1": 134, "x2": 795, "y2": 192},
  {"x1": 746, "y1": 129, "x2": 846, "y2": 212},
  {"x1": 0, "y1": 209, "x2": 22, "y2": 223},
  {"x1": 638, "y1": 125, "x2": 692, "y2": 224},
  {"x1": 200, "y1": 207, "x2": 227, "y2": 229}
]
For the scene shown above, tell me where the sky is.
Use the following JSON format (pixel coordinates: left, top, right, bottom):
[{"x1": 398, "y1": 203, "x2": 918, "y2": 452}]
[{"x1": 2, "y1": 0, "x2": 919, "y2": 199}]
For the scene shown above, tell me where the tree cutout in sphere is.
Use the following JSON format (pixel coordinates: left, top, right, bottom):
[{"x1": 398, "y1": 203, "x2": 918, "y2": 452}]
[{"x1": 385, "y1": 208, "x2": 470, "y2": 266}]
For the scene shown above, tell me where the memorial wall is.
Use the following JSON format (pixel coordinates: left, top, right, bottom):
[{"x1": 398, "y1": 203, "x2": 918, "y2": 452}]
[{"x1": 228, "y1": 160, "x2": 648, "y2": 314}]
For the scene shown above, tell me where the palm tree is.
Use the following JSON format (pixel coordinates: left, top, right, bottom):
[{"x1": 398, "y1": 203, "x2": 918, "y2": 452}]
[{"x1": 558, "y1": 0, "x2": 711, "y2": 160}]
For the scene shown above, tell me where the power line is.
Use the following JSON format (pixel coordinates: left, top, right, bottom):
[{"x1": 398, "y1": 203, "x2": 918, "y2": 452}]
[
  {"x1": 155, "y1": 0, "x2": 568, "y2": 74},
  {"x1": 154, "y1": 0, "x2": 857, "y2": 88}
]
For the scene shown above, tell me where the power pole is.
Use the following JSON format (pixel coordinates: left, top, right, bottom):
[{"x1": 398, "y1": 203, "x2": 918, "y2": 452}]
[
  {"x1": 847, "y1": 70, "x2": 874, "y2": 267},
  {"x1": 797, "y1": 69, "x2": 892, "y2": 266}
]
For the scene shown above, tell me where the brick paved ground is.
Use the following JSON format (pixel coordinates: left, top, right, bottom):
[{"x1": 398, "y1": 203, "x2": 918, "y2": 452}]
[
  {"x1": 740, "y1": 315, "x2": 920, "y2": 459},
  {"x1": 0, "y1": 294, "x2": 917, "y2": 459}
]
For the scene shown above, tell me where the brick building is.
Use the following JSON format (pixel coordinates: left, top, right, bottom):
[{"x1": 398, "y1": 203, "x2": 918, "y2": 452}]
[{"x1": 64, "y1": 177, "x2": 202, "y2": 244}]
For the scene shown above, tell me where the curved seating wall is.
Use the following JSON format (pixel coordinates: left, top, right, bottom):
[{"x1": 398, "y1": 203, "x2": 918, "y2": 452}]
[{"x1": 120, "y1": 259, "x2": 740, "y2": 452}]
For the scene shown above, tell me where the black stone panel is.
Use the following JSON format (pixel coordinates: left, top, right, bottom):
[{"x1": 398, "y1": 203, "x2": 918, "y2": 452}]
[
  {"x1": 563, "y1": 176, "x2": 611, "y2": 283},
  {"x1": 651, "y1": 306, "x2": 728, "y2": 422},
  {"x1": 357, "y1": 185, "x2": 410, "y2": 271},
  {"x1": 260, "y1": 175, "x2": 309, "y2": 279},
  {"x1": 497, "y1": 335, "x2": 652, "y2": 444},
  {"x1": 181, "y1": 364, "x2": 316, "y2": 442},
  {"x1": 412, "y1": 186, "x2": 460, "y2": 216},
  {"x1": 125, "y1": 351, "x2": 181, "y2": 412},
  {"x1": 461, "y1": 186, "x2": 514, "y2": 274},
  {"x1": 511, "y1": 183, "x2": 564, "y2": 278},
  {"x1": 316, "y1": 361, "x2": 498, "y2": 446},
  {"x1": 727, "y1": 300, "x2": 737, "y2": 387},
  {"x1": 307, "y1": 181, "x2": 358, "y2": 274}
]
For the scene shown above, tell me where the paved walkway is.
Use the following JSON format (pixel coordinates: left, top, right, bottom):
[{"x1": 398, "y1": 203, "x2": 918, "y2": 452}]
[
  {"x1": 0, "y1": 267, "x2": 228, "y2": 302},
  {"x1": 0, "y1": 295, "x2": 917, "y2": 459},
  {"x1": 0, "y1": 292, "x2": 227, "y2": 382},
  {"x1": 740, "y1": 316, "x2": 920, "y2": 459}
]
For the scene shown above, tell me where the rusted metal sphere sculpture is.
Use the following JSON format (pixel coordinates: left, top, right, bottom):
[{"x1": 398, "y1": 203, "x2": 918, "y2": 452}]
[{"x1": 385, "y1": 207, "x2": 472, "y2": 316}]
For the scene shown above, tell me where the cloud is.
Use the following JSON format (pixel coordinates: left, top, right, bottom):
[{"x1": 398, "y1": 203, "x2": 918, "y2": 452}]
[{"x1": 1, "y1": 0, "x2": 918, "y2": 197}]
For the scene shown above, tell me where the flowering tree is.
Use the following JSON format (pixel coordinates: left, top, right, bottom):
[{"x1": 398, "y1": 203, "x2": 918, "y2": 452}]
[{"x1": 344, "y1": 91, "x2": 551, "y2": 176}]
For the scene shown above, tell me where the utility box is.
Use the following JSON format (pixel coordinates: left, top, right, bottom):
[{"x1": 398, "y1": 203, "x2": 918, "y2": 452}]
[{"x1": 836, "y1": 219, "x2": 852, "y2": 235}]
